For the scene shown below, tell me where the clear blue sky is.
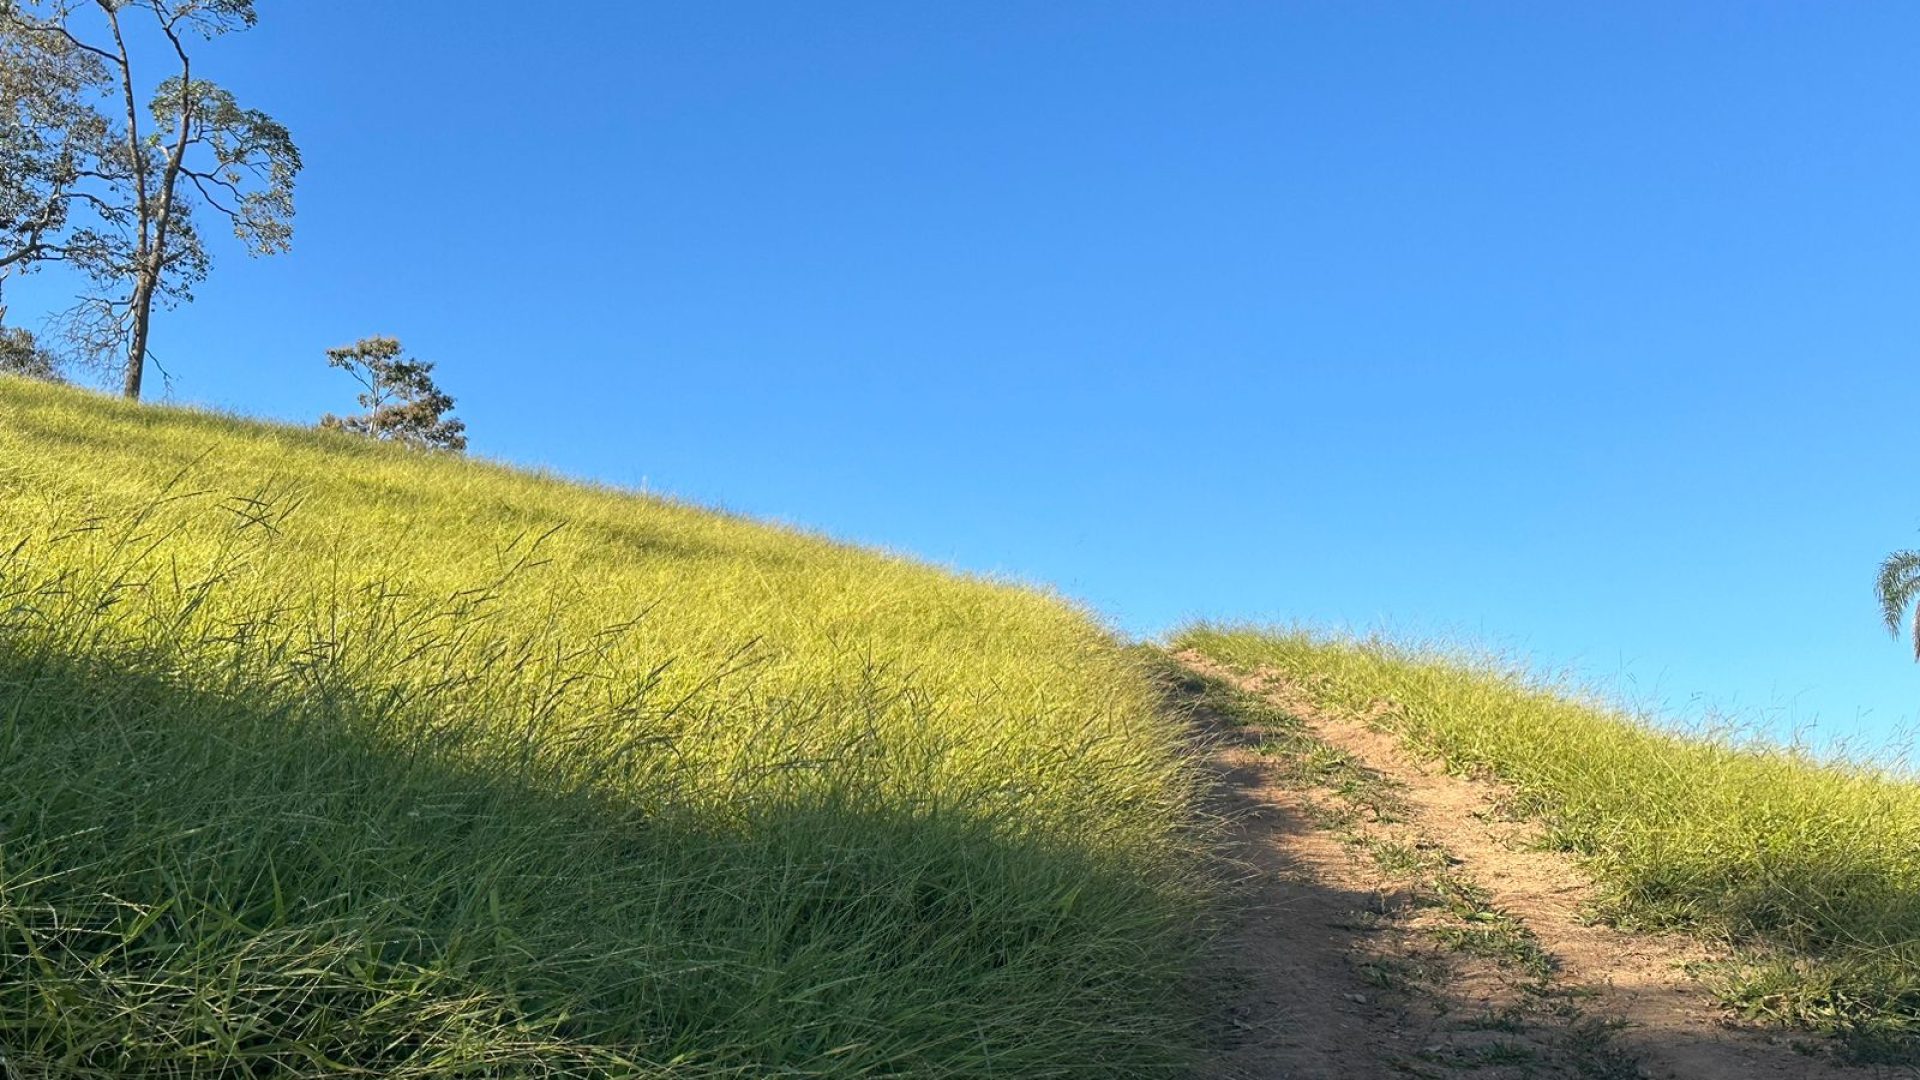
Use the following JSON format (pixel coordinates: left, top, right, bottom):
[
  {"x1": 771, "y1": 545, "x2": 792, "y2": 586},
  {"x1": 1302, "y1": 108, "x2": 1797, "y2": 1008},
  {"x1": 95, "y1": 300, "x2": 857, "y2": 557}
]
[{"x1": 13, "y1": 2, "x2": 1920, "y2": 750}]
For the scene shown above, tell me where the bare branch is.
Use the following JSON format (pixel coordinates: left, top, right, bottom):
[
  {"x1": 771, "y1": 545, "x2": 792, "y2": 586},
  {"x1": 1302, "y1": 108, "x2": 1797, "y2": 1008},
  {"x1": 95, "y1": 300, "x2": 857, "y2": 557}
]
[
  {"x1": 180, "y1": 166, "x2": 242, "y2": 200},
  {"x1": 6, "y1": 16, "x2": 121, "y2": 65}
]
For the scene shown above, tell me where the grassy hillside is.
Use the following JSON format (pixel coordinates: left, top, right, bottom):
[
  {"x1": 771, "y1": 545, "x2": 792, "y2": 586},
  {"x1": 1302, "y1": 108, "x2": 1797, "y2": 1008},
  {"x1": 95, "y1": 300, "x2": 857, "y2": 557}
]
[
  {"x1": 1178, "y1": 625, "x2": 1920, "y2": 1059},
  {"x1": 0, "y1": 379, "x2": 1211, "y2": 1077}
]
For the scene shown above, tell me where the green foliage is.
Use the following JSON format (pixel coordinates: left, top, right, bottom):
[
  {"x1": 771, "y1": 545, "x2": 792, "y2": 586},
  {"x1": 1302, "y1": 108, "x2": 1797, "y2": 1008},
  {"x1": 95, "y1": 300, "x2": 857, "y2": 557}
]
[
  {"x1": 1176, "y1": 624, "x2": 1920, "y2": 1056},
  {"x1": 0, "y1": 321, "x2": 61, "y2": 380},
  {"x1": 320, "y1": 335, "x2": 467, "y2": 451},
  {"x1": 0, "y1": 0, "x2": 107, "y2": 275},
  {"x1": 1876, "y1": 549, "x2": 1920, "y2": 659},
  {"x1": 0, "y1": 378, "x2": 1212, "y2": 1076},
  {"x1": 151, "y1": 75, "x2": 301, "y2": 254}
]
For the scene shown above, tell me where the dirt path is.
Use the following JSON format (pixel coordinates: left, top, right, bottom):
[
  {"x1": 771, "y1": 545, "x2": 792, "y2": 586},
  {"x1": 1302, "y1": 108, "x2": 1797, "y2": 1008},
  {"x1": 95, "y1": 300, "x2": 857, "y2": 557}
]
[
  {"x1": 1178, "y1": 652, "x2": 1916, "y2": 1080},
  {"x1": 1200, "y1": 711, "x2": 1428, "y2": 1077},
  {"x1": 1181, "y1": 658, "x2": 1632, "y2": 1079}
]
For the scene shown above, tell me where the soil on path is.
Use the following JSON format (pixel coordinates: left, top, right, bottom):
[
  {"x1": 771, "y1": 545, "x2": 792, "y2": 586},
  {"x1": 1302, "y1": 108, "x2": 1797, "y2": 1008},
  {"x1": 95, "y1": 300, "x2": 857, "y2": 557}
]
[
  {"x1": 1197, "y1": 697, "x2": 1427, "y2": 1078},
  {"x1": 1177, "y1": 652, "x2": 1915, "y2": 1080}
]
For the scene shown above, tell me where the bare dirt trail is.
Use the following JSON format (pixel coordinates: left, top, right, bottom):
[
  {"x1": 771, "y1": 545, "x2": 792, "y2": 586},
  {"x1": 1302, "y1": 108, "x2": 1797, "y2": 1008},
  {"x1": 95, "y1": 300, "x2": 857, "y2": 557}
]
[
  {"x1": 1200, "y1": 713, "x2": 1427, "y2": 1078},
  {"x1": 1184, "y1": 661, "x2": 1630, "y2": 1080},
  {"x1": 1180, "y1": 652, "x2": 1917, "y2": 1080}
]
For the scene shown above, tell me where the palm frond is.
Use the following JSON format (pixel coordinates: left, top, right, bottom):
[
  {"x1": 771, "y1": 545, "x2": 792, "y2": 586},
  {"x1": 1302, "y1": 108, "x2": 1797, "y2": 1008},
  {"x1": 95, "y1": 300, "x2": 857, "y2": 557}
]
[{"x1": 1874, "y1": 550, "x2": 1920, "y2": 636}]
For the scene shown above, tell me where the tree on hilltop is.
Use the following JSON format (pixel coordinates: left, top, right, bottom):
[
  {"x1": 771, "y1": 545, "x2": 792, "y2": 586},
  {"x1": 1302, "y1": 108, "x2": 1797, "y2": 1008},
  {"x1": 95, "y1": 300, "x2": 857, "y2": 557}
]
[
  {"x1": 0, "y1": 304, "x2": 63, "y2": 381},
  {"x1": 0, "y1": 327, "x2": 63, "y2": 381},
  {"x1": 0, "y1": 0, "x2": 301, "y2": 400},
  {"x1": 319, "y1": 336, "x2": 467, "y2": 452}
]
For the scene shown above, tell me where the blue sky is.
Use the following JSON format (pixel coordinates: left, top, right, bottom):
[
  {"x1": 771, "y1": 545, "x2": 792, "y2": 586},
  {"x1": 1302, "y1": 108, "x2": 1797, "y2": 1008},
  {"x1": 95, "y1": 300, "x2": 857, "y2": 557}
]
[{"x1": 11, "y1": 2, "x2": 1920, "y2": 749}]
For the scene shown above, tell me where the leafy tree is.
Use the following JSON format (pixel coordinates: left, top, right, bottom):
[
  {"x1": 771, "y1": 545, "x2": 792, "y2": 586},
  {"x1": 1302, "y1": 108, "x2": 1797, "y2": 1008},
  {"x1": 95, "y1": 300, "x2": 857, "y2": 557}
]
[
  {"x1": 0, "y1": 326, "x2": 62, "y2": 381},
  {"x1": 319, "y1": 336, "x2": 467, "y2": 452},
  {"x1": 0, "y1": 320, "x2": 62, "y2": 381},
  {"x1": 0, "y1": 0, "x2": 301, "y2": 400},
  {"x1": 1877, "y1": 550, "x2": 1920, "y2": 660},
  {"x1": 0, "y1": 294, "x2": 63, "y2": 381}
]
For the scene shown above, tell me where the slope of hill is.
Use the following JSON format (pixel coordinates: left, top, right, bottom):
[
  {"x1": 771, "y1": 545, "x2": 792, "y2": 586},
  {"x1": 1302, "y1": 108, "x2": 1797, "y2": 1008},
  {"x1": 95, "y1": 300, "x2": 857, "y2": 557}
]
[
  {"x1": 0, "y1": 380, "x2": 1213, "y2": 1077},
  {"x1": 1178, "y1": 625, "x2": 1920, "y2": 1064}
]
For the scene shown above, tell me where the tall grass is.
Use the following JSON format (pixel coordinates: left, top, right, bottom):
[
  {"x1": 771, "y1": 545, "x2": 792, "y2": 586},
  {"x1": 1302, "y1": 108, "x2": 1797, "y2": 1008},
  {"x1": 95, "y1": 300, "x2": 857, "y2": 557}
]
[
  {"x1": 1177, "y1": 625, "x2": 1920, "y2": 1057},
  {"x1": 0, "y1": 379, "x2": 1212, "y2": 1077}
]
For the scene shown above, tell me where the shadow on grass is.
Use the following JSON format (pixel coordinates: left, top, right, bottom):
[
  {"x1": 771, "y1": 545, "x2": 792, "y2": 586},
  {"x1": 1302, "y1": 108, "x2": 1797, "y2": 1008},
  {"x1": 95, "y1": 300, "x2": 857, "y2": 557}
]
[{"x1": 0, "y1": 641, "x2": 1205, "y2": 1078}]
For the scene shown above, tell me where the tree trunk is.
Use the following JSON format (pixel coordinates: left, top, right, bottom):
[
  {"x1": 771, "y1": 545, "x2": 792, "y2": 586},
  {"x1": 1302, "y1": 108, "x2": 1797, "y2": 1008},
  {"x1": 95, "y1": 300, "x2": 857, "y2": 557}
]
[
  {"x1": 123, "y1": 277, "x2": 151, "y2": 399},
  {"x1": 119, "y1": 18, "x2": 194, "y2": 403}
]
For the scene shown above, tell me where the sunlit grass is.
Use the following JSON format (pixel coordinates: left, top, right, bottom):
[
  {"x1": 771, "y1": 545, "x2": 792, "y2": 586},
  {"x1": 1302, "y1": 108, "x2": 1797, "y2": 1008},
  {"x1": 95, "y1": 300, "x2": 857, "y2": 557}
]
[
  {"x1": 1176, "y1": 624, "x2": 1920, "y2": 1059},
  {"x1": 0, "y1": 379, "x2": 1213, "y2": 1077}
]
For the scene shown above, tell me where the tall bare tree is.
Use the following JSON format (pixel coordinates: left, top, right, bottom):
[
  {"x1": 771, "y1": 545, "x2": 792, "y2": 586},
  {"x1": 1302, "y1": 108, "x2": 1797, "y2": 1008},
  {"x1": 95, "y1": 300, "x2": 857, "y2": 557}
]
[{"x1": 0, "y1": 0, "x2": 299, "y2": 399}]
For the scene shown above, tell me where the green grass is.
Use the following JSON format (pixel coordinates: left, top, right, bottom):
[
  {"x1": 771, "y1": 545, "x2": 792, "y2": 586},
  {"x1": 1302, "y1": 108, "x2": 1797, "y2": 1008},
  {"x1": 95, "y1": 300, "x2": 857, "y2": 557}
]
[
  {"x1": 1177, "y1": 624, "x2": 1920, "y2": 1058},
  {"x1": 0, "y1": 378, "x2": 1214, "y2": 1077}
]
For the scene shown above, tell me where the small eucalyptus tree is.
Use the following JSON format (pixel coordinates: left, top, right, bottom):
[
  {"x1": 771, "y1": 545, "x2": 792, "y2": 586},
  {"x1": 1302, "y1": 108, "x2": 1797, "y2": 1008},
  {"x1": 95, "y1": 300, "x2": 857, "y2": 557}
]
[
  {"x1": 0, "y1": 0, "x2": 300, "y2": 399},
  {"x1": 319, "y1": 337, "x2": 468, "y2": 452},
  {"x1": 0, "y1": 321, "x2": 62, "y2": 380}
]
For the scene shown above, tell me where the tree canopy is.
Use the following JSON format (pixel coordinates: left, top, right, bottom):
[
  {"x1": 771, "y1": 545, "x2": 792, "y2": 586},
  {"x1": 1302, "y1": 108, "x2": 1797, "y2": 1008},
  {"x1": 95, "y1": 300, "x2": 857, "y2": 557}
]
[{"x1": 320, "y1": 336, "x2": 468, "y2": 453}]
